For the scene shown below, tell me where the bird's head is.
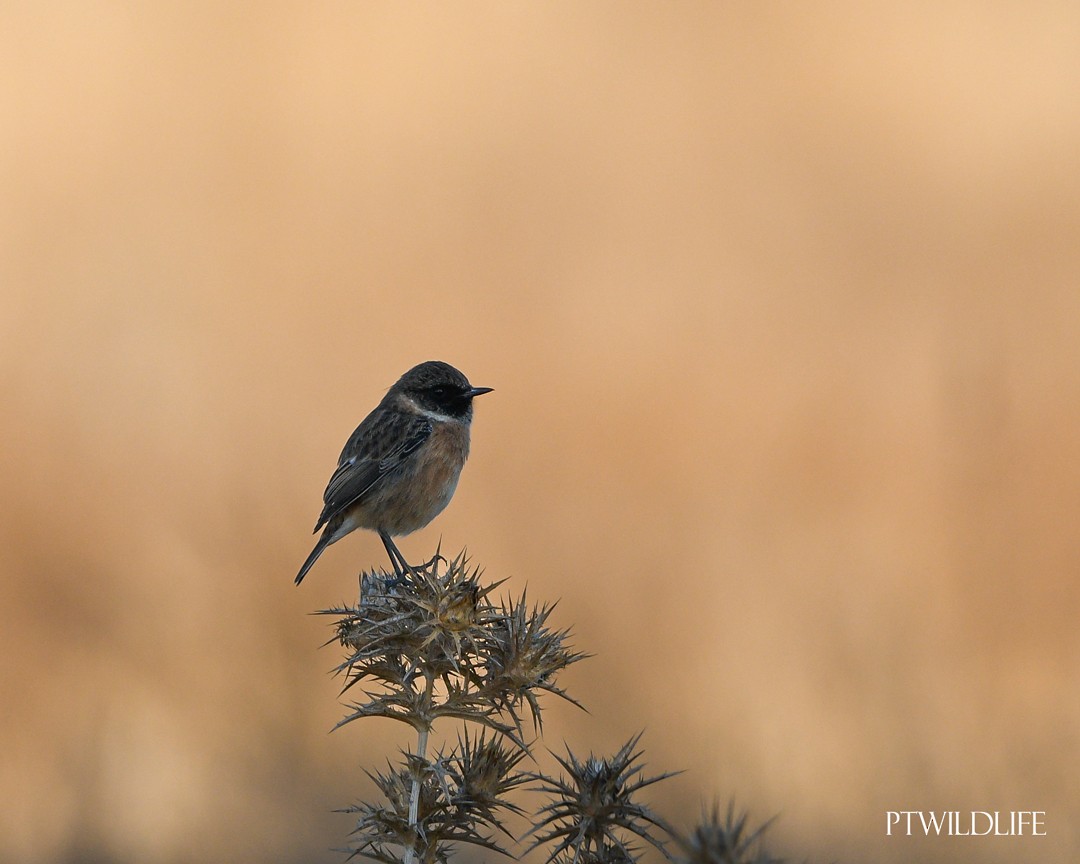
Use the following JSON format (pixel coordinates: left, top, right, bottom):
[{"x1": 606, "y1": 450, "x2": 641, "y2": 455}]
[{"x1": 393, "y1": 361, "x2": 493, "y2": 421}]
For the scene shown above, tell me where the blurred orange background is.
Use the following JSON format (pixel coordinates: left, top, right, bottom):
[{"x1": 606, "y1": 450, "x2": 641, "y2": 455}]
[{"x1": 2, "y1": 4, "x2": 1079, "y2": 863}]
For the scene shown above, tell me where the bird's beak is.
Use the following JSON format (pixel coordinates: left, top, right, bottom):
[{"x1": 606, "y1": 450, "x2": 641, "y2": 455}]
[{"x1": 466, "y1": 386, "x2": 494, "y2": 398}]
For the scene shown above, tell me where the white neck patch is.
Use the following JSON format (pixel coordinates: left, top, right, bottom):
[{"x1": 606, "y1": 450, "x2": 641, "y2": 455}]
[{"x1": 403, "y1": 395, "x2": 468, "y2": 425}]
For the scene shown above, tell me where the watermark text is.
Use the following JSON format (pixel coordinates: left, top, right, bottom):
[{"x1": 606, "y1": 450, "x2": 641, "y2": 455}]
[{"x1": 886, "y1": 811, "x2": 1045, "y2": 837}]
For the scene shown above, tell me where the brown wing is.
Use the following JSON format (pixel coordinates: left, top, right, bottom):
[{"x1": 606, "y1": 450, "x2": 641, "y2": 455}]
[{"x1": 313, "y1": 410, "x2": 433, "y2": 532}]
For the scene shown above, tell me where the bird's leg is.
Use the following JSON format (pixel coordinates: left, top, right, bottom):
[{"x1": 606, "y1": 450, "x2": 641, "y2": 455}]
[{"x1": 379, "y1": 531, "x2": 413, "y2": 578}]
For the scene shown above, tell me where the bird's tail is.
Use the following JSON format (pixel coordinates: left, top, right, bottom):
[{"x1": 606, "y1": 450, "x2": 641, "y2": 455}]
[{"x1": 295, "y1": 532, "x2": 333, "y2": 585}]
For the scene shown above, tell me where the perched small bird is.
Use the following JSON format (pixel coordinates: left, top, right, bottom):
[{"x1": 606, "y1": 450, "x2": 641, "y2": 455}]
[{"x1": 295, "y1": 361, "x2": 492, "y2": 585}]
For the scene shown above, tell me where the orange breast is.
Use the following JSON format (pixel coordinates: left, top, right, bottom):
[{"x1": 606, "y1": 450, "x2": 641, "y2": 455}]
[{"x1": 351, "y1": 421, "x2": 471, "y2": 535}]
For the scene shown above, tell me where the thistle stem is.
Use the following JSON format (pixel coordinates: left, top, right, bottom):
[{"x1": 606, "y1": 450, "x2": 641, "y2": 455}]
[{"x1": 404, "y1": 674, "x2": 434, "y2": 864}]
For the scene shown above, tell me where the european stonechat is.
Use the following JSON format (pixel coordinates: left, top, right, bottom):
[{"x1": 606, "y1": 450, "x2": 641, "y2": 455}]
[{"x1": 294, "y1": 360, "x2": 492, "y2": 585}]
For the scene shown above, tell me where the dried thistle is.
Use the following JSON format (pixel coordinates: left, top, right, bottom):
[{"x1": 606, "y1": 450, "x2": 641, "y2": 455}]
[
  {"x1": 322, "y1": 553, "x2": 584, "y2": 744},
  {"x1": 480, "y1": 590, "x2": 588, "y2": 737},
  {"x1": 675, "y1": 803, "x2": 783, "y2": 864},
  {"x1": 527, "y1": 733, "x2": 677, "y2": 864},
  {"x1": 342, "y1": 754, "x2": 511, "y2": 864},
  {"x1": 314, "y1": 553, "x2": 792, "y2": 864},
  {"x1": 330, "y1": 552, "x2": 504, "y2": 687},
  {"x1": 318, "y1": 551, "x2": 586, "y2": 863},
  {"x1": 446, "y1": 730, "x2": 530, "y2": 835}
]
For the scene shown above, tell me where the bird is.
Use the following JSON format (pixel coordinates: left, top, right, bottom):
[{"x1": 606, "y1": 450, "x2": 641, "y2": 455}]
[{"x1": 294, "y1": 361, "x2": 492, "y2": 585}]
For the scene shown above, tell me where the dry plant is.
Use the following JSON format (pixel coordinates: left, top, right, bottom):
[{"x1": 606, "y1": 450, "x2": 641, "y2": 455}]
[{"x1": 314, "y1": 549, "x2": 785, "y2": 864}]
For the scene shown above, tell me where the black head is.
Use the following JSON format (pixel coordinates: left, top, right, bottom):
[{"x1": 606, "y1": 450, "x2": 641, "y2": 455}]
[{"x1": 392, "y1": 360, "x2": 493, "y2": 420}]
